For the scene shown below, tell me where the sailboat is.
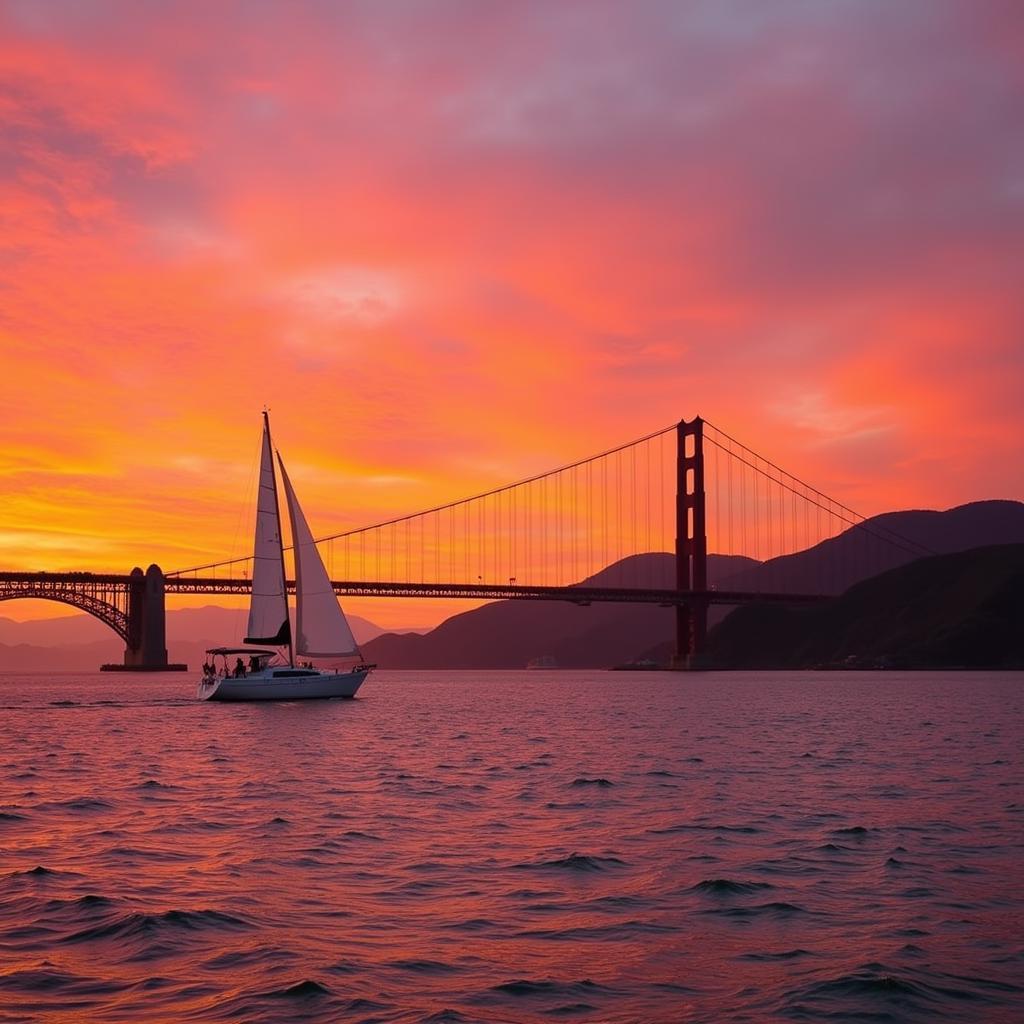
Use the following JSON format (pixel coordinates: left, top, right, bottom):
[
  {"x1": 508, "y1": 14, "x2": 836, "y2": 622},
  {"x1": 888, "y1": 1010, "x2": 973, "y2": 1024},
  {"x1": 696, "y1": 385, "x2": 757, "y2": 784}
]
[{"x1": 197, "y1": 412, "x2": 373, "y2": 701}]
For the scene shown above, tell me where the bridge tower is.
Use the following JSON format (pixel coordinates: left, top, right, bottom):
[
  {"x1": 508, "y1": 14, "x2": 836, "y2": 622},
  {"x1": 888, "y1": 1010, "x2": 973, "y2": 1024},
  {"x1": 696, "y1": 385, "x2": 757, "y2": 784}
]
[
  {"x1": 122, "y1": 564, "x2": 168, "y2": 669},
  {"x1": 672, "y1": 416, "x2": 708, "y2": 669}
]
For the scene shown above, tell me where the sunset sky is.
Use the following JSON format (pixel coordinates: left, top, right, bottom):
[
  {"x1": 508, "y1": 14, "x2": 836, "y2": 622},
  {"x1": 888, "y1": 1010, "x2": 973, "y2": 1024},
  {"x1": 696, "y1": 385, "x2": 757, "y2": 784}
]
[{"x1": 2, "y1": 1, "x2": 1022, "y2": 627}]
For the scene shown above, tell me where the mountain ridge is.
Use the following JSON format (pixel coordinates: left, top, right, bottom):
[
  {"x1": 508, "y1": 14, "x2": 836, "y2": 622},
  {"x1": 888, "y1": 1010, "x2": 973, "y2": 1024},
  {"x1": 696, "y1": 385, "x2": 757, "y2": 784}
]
[
  {"x1": 0, "y1": 606, "x2": 423, "y2": 671},
  {"x1": 697, "y1": 543, "x2": 1024, "y2": 669}
]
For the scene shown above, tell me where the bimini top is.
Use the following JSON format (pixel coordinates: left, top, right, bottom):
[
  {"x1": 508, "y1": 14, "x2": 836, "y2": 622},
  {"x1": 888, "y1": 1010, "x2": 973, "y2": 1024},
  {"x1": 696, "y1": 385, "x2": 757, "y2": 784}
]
[{"x1": 204, "y1": 647, "x2": 278, "y2": 657}]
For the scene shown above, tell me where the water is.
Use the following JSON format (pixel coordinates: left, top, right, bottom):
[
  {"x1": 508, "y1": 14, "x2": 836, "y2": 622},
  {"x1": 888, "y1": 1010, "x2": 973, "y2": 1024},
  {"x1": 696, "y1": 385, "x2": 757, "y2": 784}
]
[{"x1": 1, "y1": 670, "x2": 1022, "y2": 1023}]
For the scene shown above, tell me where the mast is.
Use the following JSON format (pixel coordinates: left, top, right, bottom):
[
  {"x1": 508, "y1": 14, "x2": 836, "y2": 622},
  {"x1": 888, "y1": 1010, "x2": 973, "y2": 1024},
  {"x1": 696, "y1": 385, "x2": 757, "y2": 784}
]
[
  {"x1": 263, "y1": 410, "x2": 295, "y2": 668},
  {"x1": 244, "y1": 412, "x2": 291, "y2": 650}
]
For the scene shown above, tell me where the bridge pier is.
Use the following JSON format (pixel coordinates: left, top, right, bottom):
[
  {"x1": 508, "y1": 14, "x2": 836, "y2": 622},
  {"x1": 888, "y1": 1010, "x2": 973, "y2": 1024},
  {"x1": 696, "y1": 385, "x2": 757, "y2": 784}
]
[
  {"x1": 122, "y1": 564, "x2": 168, "y2": 669},
  {"x1": 672, "y1": 417, "x2": 709, "y2": 670}
]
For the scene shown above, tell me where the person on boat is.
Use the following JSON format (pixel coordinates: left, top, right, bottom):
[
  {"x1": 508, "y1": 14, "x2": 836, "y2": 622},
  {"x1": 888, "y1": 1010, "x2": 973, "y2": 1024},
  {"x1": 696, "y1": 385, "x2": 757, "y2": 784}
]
[
  {"x1": 234, "y1": 657, "x2": 245, "y2": 678},
  {"x1": 249, "y1": 655, "x2": 259, "y2": 673}
]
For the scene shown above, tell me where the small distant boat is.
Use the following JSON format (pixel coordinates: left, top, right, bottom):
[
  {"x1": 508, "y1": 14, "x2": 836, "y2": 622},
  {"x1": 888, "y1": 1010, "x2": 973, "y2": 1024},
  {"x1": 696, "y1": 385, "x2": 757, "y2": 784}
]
[
  {"x1": 198, "y1": 413, "x2": 373, "y2": 702},
  {"x1": 610, "y1": 658, "x2": 661, "y2": 671},
  {"x1": 526, "y1": 655, "x2": 558, "y2": 670}
]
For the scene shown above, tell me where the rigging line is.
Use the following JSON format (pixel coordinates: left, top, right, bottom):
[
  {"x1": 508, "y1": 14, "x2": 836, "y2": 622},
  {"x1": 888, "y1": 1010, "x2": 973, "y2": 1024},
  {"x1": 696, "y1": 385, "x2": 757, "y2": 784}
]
[
  {"x1": 704, "y1": 420, "x2": 932, "y2": 555},
  {"x1": 223, "y1": 426, "x2": 263, "y2": 581},
  {"x1": 703, "y1": 436, "x2": 930, "y2": 558}
]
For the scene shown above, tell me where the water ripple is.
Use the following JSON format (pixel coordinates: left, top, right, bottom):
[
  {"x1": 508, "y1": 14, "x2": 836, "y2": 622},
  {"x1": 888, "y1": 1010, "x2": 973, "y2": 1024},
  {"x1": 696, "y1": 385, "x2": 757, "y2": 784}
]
[{"x1": 0, "y1": 669, "x2": 1021, "y2": 1023}]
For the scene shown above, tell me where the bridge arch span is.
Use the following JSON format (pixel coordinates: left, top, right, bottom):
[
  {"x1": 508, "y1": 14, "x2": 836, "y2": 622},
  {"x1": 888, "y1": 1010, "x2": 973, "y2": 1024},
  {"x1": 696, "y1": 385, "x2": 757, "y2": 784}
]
[
  {"x1": 0, "y1": 579, "x2": 131, "y2": 644},
  {"x1": 0, "y1": 568, "x2": 168, "y2": 668}
]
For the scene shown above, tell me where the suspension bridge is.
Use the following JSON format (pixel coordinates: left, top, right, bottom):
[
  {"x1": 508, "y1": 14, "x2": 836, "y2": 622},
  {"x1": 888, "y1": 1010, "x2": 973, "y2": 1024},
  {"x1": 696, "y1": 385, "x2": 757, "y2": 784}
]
[{"x1": 0, "y1": 417, "x2": 930, "y2": 670}]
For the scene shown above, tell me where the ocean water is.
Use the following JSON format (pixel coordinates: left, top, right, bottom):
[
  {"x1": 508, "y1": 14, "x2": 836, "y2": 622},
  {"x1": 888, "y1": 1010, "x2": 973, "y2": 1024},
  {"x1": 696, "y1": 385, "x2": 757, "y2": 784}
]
[{"x1": 0, "y1": 670, "x2": 1022, "y2": 1023}]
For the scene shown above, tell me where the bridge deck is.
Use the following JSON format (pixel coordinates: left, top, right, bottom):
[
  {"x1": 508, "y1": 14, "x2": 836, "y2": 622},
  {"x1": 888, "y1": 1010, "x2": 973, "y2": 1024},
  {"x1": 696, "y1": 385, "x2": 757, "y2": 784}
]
[{"x1": 1, "y1": 571, "x2": 828, "y2": 606}]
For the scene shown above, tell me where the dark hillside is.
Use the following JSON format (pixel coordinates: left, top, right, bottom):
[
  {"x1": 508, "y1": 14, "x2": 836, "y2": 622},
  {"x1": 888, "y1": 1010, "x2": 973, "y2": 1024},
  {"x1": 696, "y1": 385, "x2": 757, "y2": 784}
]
[{"x1": 703, "y1": 544, "x2": 1024, "y2": 669}]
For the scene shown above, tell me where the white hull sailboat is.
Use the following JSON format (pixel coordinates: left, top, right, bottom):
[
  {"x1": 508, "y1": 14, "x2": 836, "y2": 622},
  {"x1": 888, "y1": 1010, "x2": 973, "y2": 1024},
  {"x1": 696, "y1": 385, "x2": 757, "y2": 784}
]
[
  {"x1": 198, "y1": 661, "x2": 369, "y2": 701},
  {"x1": 198, "y1": 412, "x2": 373, "y2": 702}
]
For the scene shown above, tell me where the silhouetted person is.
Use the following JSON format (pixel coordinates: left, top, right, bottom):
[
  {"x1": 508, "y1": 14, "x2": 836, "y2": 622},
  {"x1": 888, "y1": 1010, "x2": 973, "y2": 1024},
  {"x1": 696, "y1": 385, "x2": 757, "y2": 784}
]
[{"x1": 234, "y1": 657, "x2": 245, "y2": 678}]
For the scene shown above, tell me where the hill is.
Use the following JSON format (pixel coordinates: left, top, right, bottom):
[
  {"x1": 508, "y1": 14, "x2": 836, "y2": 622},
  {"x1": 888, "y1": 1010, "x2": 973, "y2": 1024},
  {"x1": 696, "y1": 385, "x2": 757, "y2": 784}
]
[
  {"x1": 360, "y1": 553, "x2": 753, "y2": 669},
  {"x1": 0, "y1": 606, "x2": 414, "y2": 671},
  {"x1": 363, "y1": 500, "x2": 1024, "y2": 669},
  {"x1": 725, "y1": 499, "x2": 1024, "y2": 596},
  {"x1": 702, "y1": 544, "x2": 1024, "y2": 669}
]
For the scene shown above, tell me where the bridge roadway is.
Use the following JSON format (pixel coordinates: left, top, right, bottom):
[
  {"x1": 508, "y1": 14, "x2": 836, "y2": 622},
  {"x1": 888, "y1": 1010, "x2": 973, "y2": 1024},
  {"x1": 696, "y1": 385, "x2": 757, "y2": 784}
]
[
  {"x1": 172, "y1": 576, "x2": 829, "y2": 605},
  {"x1": 1, "y1": 571, "x2": 828, "y2": 606}
]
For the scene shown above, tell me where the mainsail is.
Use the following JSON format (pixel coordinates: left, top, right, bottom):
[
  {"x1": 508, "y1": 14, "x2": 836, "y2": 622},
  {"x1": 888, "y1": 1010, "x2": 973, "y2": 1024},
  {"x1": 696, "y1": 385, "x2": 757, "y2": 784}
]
[
  {"x1": 244, "y1": 415, "x2": 291, "y2": 646},
  {"x1": 277, "y1": 455, "x2": 359, "y2": 659}
]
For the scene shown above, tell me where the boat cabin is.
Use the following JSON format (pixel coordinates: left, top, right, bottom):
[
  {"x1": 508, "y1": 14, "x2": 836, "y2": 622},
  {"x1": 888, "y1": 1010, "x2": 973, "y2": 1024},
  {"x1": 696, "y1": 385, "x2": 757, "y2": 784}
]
[{"x1": 202, "y1": 647, "x2": 280, "y2": 679}]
